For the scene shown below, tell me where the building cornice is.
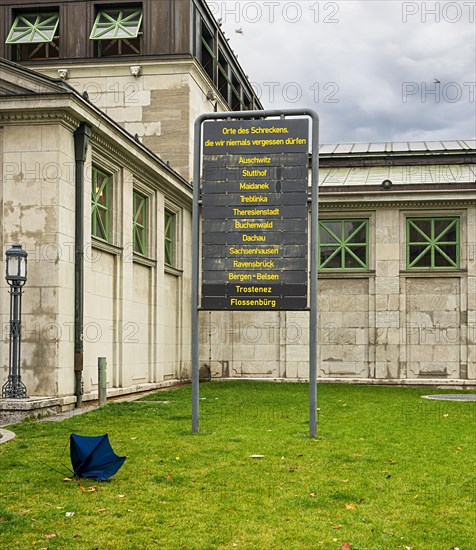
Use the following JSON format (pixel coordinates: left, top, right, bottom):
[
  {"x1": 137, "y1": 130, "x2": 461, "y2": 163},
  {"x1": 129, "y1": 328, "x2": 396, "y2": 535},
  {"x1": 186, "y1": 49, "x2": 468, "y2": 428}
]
[
  {"x1": 0, "y1": 108, "x2": 79, "y2": 132},
  {"x1": 90, "y1": 132, "x2": 192, "y2": 206},
  {"x1": 318, "y1": 198, "x2": 476, "y2": 209}
]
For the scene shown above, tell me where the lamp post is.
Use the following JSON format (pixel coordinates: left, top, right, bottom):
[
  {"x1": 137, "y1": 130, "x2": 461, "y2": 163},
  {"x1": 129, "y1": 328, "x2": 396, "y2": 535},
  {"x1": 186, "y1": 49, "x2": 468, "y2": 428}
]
[{"x1": 2, "y1": 244, "x2": 28, "y2": 399}]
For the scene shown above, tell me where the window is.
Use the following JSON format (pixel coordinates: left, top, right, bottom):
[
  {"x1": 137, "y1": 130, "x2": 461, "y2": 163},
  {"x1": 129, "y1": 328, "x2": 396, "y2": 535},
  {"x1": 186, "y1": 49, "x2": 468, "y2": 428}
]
[
  {"x1": 230, "y1": 72, "x2": 242, "y2": 111},
  {"x1": 133, "y1": 191, "x2": 147, "y2": 256},
  {"x1": 90, "y1": 7, "x2": 143, "y2": 57},
  {"x1": 319, "y1": 219, "x2": 369, "y2": 270},
  {"x1": 164, "y1": 210, "x2": 175, "y2": 267},
  {"x1": 6, "y1": 12, "x2": 59, "y2": 61},
  {"x1": 92, "y1": 167, "x2": 111, "y2": 242},
  {"x1": 406, "y1": 217, "x2": 460, "y2": 269},
  {"x1": 217, "y1": 49, "x2": 229, "y2": 103}
]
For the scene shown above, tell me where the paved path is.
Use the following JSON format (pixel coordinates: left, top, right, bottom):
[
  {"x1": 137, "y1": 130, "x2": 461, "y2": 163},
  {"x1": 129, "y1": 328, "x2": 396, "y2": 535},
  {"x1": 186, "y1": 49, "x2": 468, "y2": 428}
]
[{"x1": 422, "y1": 394, "x2": 476, "y2": 401}]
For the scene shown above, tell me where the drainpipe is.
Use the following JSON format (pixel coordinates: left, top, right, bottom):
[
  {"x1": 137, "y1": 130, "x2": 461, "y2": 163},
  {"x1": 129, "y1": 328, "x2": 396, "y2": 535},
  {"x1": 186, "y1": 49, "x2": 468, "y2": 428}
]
[{"x1": 73, "y1": 123, "x2": 92, "y2": 408}]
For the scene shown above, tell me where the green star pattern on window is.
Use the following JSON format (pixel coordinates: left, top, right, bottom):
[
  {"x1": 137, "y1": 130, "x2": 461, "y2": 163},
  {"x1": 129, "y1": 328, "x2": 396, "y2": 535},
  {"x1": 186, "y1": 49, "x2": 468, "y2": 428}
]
[
  {"x1": 90, "y1": 9, "x2": 143, "y2": 40},
  {"x1": 6, "y1": 13, "x2": 59, "y2": 44}
]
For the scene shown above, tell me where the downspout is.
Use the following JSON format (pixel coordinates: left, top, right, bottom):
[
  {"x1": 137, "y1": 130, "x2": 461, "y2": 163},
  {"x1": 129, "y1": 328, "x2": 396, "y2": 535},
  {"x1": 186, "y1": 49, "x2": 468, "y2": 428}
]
[{"x1": 73, "y1": 123, "x2": 92, "y2": 408}]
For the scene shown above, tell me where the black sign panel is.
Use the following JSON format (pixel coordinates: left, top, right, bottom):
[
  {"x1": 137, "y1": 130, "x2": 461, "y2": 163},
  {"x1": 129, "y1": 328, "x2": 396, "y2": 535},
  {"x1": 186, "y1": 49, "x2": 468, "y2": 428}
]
[{"x1": 201, "y1": 119, "x2": 309, "y2": 311}]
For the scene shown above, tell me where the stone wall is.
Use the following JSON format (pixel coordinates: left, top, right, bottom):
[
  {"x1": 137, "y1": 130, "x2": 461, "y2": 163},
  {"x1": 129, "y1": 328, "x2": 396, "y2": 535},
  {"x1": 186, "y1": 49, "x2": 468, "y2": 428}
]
[
  {"x1": 34, "y1": 59, "x2": 222, "y2": 182},
  {"x1": 199, "y1": 200, "x2": 476, "y2": 384},
  {"x1": 0, "y1": 92, "x2": 193, "y2": 399}
]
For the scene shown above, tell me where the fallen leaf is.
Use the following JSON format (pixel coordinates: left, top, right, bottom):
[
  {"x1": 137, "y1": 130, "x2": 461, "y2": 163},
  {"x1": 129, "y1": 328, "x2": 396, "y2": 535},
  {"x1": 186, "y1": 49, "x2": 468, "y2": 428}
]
[
  {"x1": 456, "y1": 446, "x2": 463, "y2": 452},
  {"x1": 359, "y1": 498, "x2": 366, "y2": 502},
  {"x1": 344, "y1": 503, "x2": 357, "y2": 510},
  {"x1": 341, "y1": 479, "x2": 349, "y2": 483},
  {"x1": 389, "y1": 460, "x2": 397, "y2": 465},
  {"x1": 97, "y1": 508, "x2": 106, "y2": 513},
  {"x1": 333, "y1": 524, "x2": 343, "y2": 529},
  {"x1": 353, "y1": 454, "x2": 362, "y2": 458},
  {"x1": 165, "y1": 475, "x2": 172, "y2": 481},
  {"x1": 249, "y1": 454, "x2": 265, "y2": 459},
  {"x1": 130, "y1": 437, "x2": 138, "y2": 440},
  {"x1": 45, "y1": 533, "x2": 57, "y2": 539},
  {"x1": 65, "y1": 512, "x2": 74, "y2": 517},
  {"x1": 118, "y1": 494, "x2": 126, "y2": 498},
  {"x1": 309, "y1": 493, "x2": 317, "y2": 497},
  {"x1": 63, "y1": 477, "x2": 74, "y2": 482},
  {"x1": 341, "y1": 543, "x2": 351, "y2": 550},
  {"x1": 443, "y1": 413, "x2": 449, "y2": 417}
]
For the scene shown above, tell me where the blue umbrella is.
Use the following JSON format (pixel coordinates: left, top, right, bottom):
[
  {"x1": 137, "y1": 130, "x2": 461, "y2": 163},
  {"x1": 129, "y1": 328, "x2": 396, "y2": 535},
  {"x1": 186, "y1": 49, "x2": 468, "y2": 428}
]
[{"x1": 70, "y1": 434, "x2": 126, "y2": 481}]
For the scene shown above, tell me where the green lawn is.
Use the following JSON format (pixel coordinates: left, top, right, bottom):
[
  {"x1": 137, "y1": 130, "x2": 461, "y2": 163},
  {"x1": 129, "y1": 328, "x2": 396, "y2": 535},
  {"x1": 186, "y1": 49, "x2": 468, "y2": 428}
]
[{"x1": 1, "y1": 382, "x2": 475, "y2": 549}]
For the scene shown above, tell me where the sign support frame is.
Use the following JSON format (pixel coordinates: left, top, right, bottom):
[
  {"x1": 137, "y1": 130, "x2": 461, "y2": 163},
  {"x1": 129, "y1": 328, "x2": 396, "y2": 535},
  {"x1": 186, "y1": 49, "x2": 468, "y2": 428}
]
[{"x1": 192, "y1": 109, "x2": 319, "y2": 437}]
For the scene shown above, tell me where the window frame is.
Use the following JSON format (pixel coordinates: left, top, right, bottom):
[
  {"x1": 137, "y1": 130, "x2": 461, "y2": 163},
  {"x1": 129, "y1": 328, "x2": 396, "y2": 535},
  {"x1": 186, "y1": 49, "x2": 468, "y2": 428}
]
[
  {"x1": 132, "y1": 190, "x2": 147, "y2": 256},
  {"x1": 6, "y1": 12, "x2": 59, "y2": 44},
  {"x1": 7, "y1": 11, "x2": 60, "y2": 61},
  {"x1": 90, "y1": 6, "x2": 143, "y2": 57},
  {"x1": 89, "y1": 7, "x2": 143, "y2": 40},
  {"x1": 318, "y1": 218, "x2": 370, "y2": 271},
  {"x1": 164, "y1": 208, "x2": 176, "y2": 268},
  {"x1": 91, "y1": 166, "x2": 111, "y2": 243},
  {"x1": 406, "y1": 216, "x2": 460, "y2": 270}
]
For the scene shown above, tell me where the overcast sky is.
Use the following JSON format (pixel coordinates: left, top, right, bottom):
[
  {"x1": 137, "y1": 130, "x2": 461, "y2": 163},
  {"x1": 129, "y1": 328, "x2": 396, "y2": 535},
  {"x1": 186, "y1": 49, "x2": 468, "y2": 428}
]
[{"x1": 207, "y1": 0, "x2": 476, "y2": 144}]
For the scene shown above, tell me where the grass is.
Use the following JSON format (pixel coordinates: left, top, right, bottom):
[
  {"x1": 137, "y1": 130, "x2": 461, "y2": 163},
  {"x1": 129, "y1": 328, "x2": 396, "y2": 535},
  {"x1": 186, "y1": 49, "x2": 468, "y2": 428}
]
[{"x1": 0, "y1": 381, "x2": 475, "y2": 550}]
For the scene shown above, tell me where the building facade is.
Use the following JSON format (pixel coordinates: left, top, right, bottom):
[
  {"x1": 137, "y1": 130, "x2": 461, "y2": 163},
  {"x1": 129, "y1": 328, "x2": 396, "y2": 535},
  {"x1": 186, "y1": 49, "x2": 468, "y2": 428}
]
[
  {"x1": 202, "y1": 143, "x2": 476, "y2": 386},
  {"x1": 0, "y1": 0, "x2": 475, "y2": 412},
  {"x1": 0, "y1": 58, "x2": 194, "y2": 405}
]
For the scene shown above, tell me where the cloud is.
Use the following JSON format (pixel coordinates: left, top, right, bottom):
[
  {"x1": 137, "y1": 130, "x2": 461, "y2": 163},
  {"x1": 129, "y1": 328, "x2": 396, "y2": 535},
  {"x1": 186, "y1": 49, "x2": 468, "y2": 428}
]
[{"x1": 210, "y1": 0, "x2": 476, "y2": 143}]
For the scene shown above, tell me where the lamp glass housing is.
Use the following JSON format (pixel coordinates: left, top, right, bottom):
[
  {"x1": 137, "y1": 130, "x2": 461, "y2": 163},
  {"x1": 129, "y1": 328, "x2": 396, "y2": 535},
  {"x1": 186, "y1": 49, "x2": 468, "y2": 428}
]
[{"x1": 6, "y1": 244, "x2": 28, "y2": 285}]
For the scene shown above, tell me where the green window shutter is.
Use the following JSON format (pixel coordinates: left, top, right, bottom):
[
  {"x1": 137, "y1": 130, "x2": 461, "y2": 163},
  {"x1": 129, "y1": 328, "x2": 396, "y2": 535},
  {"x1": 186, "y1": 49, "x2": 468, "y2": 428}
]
[
  {"x1": 407, "y1": 217, "x2": 460, "y2": 269},
  {"x1": 6, "y1": 13, "x2": 59, "y2": 44},
  {"x1": 319, "y1": 219, "x2": 369, "y2": 270},
  {"x1": 90, "y1": 9, "x2": 143, "y2": 40},
  {"x1": 92, "y1": 167, "x2": 110, "y2": 242},
  {"x1": 133, "y1": 191, "x2": 147, "y2": 256},
  {"x1": 164, "y1": 210, "x2": 175, "y2": 267}
]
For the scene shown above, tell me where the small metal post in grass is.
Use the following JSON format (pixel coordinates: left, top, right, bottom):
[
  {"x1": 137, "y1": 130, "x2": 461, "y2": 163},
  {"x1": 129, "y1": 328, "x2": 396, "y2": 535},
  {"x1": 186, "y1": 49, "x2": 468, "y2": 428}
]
[
  {"x1": 98, "y1": 357, "x2": 107, "y2": 406},
  {"x1": 2, "y1": 244, "x2": 28, "y2": 399}
]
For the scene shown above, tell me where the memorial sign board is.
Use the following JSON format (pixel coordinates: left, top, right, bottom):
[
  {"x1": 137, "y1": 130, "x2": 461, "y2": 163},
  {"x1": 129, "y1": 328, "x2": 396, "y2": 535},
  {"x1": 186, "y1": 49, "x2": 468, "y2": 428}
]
[{"x1": 201, "y1": 119, "x2": 309, "y2": 310}]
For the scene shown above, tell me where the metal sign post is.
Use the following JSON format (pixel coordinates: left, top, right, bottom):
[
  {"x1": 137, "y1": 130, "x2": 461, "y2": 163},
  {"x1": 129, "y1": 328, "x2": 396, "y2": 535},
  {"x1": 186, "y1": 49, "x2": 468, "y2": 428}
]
[{"x1": 192, "y1": 109, "x2": 319, "y2": 437}]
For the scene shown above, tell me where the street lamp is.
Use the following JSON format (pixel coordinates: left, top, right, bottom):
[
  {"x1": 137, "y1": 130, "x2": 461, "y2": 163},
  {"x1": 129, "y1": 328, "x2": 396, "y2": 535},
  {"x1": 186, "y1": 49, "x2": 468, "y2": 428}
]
[{"x1": 2, "y1": 244, "x2": 28, "y2": 399}]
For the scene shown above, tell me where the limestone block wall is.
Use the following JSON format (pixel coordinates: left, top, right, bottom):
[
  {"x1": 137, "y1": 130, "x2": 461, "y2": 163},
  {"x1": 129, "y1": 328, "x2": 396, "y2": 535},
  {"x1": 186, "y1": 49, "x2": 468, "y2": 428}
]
[
  {"x1": 0, "y1": 121, "x2": 76, "y2": 396},
  {"x1": 34, "y1": 60, "x2": 219, "y2": 182},
  {"x1": 1, "y1": 100, "x2": 193, "y2": 399},
  {"x1": 404, "y1": 277, "x2": 461, "y2": 378},
  {"x1": 83, "y1": 250, "x2": 116, "y2": 392},
  {"x1": 82, "y1": 155, "x2": 193, "y2": 396},
  {"x1": 318, "y1": 278, "x2": 371, "y2": 378},
  {"x1": 199, "y1": 200, "x2": 476, "y2": 384}
]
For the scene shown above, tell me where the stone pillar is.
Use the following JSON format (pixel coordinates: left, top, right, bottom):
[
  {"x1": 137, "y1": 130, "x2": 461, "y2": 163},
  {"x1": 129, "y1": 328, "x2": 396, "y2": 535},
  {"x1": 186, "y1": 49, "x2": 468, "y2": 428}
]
[{"x1": 374, "y1": 209, "x2": 401, "y2": 379}]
